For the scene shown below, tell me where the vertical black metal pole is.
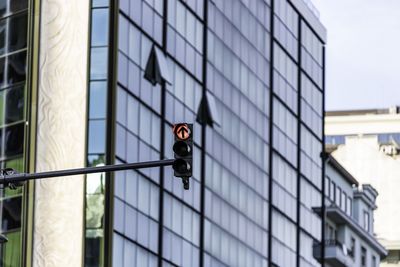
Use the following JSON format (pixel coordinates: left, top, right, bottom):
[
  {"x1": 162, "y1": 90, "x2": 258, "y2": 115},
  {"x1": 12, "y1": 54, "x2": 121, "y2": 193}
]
[
  {"x1": 321, "y1": 45, "x2": 327, "y2": 267},
  {"x1": 267, "y1": 0, "x2": 275, "y2": 265},
  {"x1": 296, "y1": 15, "x2": 302, "y2": 267},
  {"x1": 199, "y1": 0, "x2": 209, "y2": 266},
  {"x1": 104, "y1": 0, "x2": 118, "y2": 265},
  {"x1": 157, "y1": 0, "x2": 169, "y2": 266}
]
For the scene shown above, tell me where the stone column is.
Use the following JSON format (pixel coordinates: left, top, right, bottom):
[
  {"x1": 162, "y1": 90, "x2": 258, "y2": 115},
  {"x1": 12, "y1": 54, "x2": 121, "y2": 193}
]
[{"x1": 33, "y1": 0, "x2": 89, "y2": 266}]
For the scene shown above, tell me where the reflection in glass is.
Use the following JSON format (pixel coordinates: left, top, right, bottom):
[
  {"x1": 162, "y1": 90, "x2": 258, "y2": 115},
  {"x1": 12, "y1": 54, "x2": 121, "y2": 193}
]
[
  {"x1": 85, "y1": 236, "x2": 103, "y2": 267},
  {"x1": 86, "y1": 2, "x2": 110, "y2": 266},
  {"x1": 86, "y1": 154, "x2": 105, "y2": 267},
  {"x1": 89, "y1": 82, "x2": 107, "y2": 119},
  {"x1": 0, "y1": 56, "x2": 5, "y2": 87},
  {"x1": 91, "y1": 8, "x2": 109, "y2": 47},
  {"x1": 90, "y1": 47, "x2": 108, "y2": 80},
  {"x1": 88, "y1": 119, "x2": 106, "y2": 154},
  {"x1": 0, "y1": 231, "x2": 21, "y2": 266},
  {"x1": 0, "y1": 19, "x2": 6, "y2": 55},
  {"x1": 130, "y1": 0, "x2": 142, "y2": 25},
  {"x1": 4, "y1": 122, "x2": 24, "y2": 157},
  {"x1": 86, "y1": 172, "x2": 105, "y2": 226},
  {"x1": 92, "y1": 0, "x2": 109, "y2": 8},
  {"x1": 7, "y1": 51, "x2": 26, "y2": 85},
  {"x1": 0, "y1": 1, "x2": 6, "y2": 18},
  {"x1": 10, "y1": 0, "x2": 28, "y2": 14},
  {"x1": 8, "y1": 13, "x2": 27, "y2": 53},
  {"x1": 0, "y1": 90, "x2": 4, "y2": 125},
  {"x1": 1, "y1": 196, "x2": 22, "y2": 232},
  {"x1": 5, "y1": 85, "x2": 24, "y2": 124}
]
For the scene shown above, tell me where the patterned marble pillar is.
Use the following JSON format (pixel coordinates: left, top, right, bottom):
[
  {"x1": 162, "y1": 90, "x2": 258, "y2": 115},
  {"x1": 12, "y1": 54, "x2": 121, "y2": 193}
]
[{"x1": 33, "y1": 0, "x2": 90, "y2": 266}]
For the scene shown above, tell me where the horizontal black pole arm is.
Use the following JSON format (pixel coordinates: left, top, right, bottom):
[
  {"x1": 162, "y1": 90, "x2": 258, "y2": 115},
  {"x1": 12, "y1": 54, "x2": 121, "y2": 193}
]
[{"x1": 0, "y1": 159, "x2": 175, "y2": 184}]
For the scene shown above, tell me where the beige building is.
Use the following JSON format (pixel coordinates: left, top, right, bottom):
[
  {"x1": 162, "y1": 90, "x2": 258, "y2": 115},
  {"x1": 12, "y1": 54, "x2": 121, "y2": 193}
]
[{"x1": 326, "y1": 107, "x2": 400, "y2": 266}]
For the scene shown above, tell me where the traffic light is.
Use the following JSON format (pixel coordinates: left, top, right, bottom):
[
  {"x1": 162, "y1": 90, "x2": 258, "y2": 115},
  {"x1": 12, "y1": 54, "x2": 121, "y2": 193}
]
[{"x1": 172, "y1": 123, "x2": 193, "y2": 190}]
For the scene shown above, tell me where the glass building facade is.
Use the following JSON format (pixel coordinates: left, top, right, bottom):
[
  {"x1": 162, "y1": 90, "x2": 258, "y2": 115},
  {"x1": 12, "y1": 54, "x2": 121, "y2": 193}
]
[
  {"x1": 0, "y1": 0, "x2": 325, "y2": 266},
  {"x1": 83, "y1": 0, "x2": 326, "y2": 266}
]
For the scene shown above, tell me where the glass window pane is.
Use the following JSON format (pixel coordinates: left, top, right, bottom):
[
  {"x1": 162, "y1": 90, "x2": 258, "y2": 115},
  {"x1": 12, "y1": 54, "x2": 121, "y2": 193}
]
[
  {"x1": 90, "y1": 47, "x2": 108, "y2": 79},
  {"x1": 7, "y1": 51, "x2": 27, "y2": 85},
  {"x1": 127, "y1": 95, "x2": 139, "y2": 134},
  {"x1": 136, "y1": 245, "x2": 148, "y2": 266},
  {"x1": 1, "y1": 196, "x2": 22, "y2": 231},
  {"x1": 120, "y1": 0, "x2": 129, "y2": 14},
  {"x1": 1, "y1": 231, "x2": 21, "y2": 266},
  {"x1": 124, "y1": 205, "x2": 137, "y2": 240},
  {"x1": 0, "y1": 57, "x2": 5, "y2": 87},
  {"x1": 114, "y1": 198, "x2": 125, "y2": 232},
  {"x1": 10, "y1": 0, "x2": 28, "y2": 14},
  {"x1": 116, "y1": 86, "x2": 127, "y2": 125},
  {"x1": 0, "y1": 1, "x2": 6, "y2": 18},
  {"x1": 118, "y1": 53, "x2": 128, "y2": 87},
  {"x1": 91, "y1": 8, "x2": 109, "y2": 46},
  {"x1": 126, "y1": 132, "x2": 138, "y2": 163},
  {"x1": 88, "y1": 120, "x2": 106, "y2": 154},
  {"x1": 116, "y1": 124, "x2": 127, "y2": 159},
  {"x1": 130, "y1": 0, "x2": 142, "y2": 24},
  {"x1": 129, "y1": 26, "x2": 141, "y2": 64},
  {"x1": 5, "y1": 85, "x2": 24, "y2": 124},
  {"x1": 89, "y1": 81, "x2": 107, "y2": 119},
  {"x1": 93, "y1": 0, "x2": 109, "y2": 8},
  {"x1": 4, "y1": 122, "x2": 24, "y2": 157},
  {"x1": 0, "y1": 19, "x2": 6, "y2": 55},
  {"x1": 142, "y1": 3, "x2": 153, "y2": 36},
  {"x1": 0, "y1": 89, "x2": 4, "y2": 126},
  {"x1": 123, "y1": 240, "x2": 136, "y2": 267},
  {"x1": 118, "y1": 15, "x2": 128, "y2": 54},
  {"x1": 8, "y1": 13, "x2": 27, "y2": 53},
  {"x1": 112, "y1": 234, "x2": 124, "y2": 267}
]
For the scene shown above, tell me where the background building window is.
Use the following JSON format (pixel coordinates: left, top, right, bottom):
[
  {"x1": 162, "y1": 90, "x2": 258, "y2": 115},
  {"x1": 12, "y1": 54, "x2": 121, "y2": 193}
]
[
  {"x1": 341, "y1": 191, "x2": 346, "y2": 211},
  {"x1": 349, "y1": 237, "x2": 355, "y2": 259},
  {"x1": 330, "y1": 181, "x2": 335, "y2": 202},
  {"x1": 325, "y1": 176, "x2": 330, "y2": 199},
  {"x1": 347, "y1": 196, "x2": 352, "y2": 217},
  {"x1": 335, "y1": 186, "x2": 341, "y2": 207},
  {"x1": 361, "y1": 246, "x2": 366, "y2": 266},
  {"x1": 364, "y1": 211, "x2": 370, "y2": 232},
  {"x1": 326, "y1": 223, "x2": 336, "y2": 240}
]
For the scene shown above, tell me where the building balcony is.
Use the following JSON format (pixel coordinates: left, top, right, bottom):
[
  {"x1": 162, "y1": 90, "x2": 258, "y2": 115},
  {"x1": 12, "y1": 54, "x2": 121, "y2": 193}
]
[
  {"x1": 313, "y1": 205, "x2": 387, "y2": 258},
  {"x1": 313, "y1": 240, "x2": 352, "y2": 267},
  {"x1": 326, "y1": 205, "x2": 387, "y2": 256}
]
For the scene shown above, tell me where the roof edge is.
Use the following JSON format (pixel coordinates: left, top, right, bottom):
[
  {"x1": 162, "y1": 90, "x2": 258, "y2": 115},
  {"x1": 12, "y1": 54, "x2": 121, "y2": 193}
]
[
  {"x1": 289, "y1": 0, "x2": 327, "y2": 42},
  {"x1": 327, "y1": 155, "x2": 359, "y2": 186}
]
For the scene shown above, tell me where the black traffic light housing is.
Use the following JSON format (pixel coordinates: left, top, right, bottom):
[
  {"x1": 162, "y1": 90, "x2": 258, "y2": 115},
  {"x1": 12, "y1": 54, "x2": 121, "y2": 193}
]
[{"x1": 172, "y1": 123, "x2": 193, "y2": 190}]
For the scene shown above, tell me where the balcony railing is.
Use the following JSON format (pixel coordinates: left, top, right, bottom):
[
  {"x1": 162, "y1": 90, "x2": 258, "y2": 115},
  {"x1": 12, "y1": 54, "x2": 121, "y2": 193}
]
[
  {"x1": 313, "y1": 239, "x2": 351, "y2": 267},
  {"x1": 325, "y1": 239, "x2": 343, "y2": 248}
]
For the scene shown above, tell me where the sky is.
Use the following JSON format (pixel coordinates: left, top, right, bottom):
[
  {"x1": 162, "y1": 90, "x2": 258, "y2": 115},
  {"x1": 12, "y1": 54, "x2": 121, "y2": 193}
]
[{"x1": 311, "y1": 0, "x2": 400, "y2": 111}]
